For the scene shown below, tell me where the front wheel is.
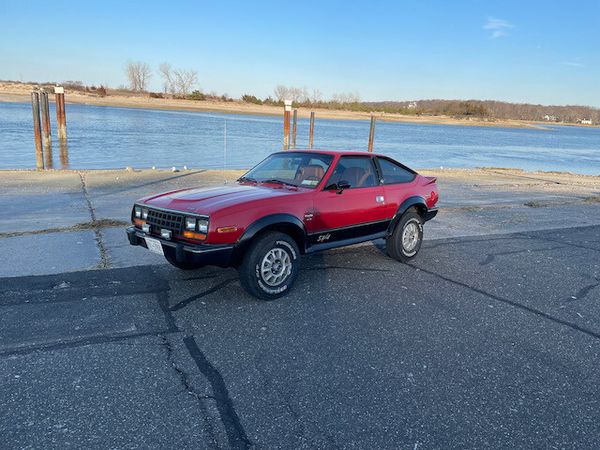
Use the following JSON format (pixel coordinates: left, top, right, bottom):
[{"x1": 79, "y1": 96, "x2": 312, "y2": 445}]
[
  {"x1": 386, "y1": 209, "x2": 424, "y2": 263},
  {"x1": 239, "y1": 231, "x2": 300, "y2": 300}
]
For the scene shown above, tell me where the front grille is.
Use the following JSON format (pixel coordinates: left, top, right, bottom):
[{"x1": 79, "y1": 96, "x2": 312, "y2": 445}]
[{"x1": 146, "y1": 209, "x2": 184, "y2": 233}]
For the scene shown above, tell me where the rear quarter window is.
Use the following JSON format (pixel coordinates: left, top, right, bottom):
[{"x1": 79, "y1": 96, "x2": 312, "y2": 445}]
[{"x1": 377, "y1": 158, "x2": 415, "y2": 184}]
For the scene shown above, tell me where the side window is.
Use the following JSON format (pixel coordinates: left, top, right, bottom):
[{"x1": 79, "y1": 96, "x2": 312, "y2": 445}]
[
  {"x1": 327, "y1": 156, "x2": 377, "y2": 189},
  {"x1": 377, "y1": 158, "x2": 415, "y2": 184}
]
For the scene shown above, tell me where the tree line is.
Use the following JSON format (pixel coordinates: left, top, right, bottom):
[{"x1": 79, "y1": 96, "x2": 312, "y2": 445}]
[
  {"x1": 248, "y1": 85, "x2": 598, "y2": 123},
  {"x1": 24, "y1": 71, "x2": 598, "y2": 124},
  {"x1": 361, "y1": 99, "x2": 599, "y2": 123}
]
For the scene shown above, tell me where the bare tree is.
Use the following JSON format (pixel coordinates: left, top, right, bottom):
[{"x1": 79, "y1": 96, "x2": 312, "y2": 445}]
[
  {"x1": 274, "y1": 85, "x2": 289, "y2": 102},
  {"x1": 274, "y1": 85, "x2": 311, "y2": 103},
  {"x1": 158, "y1": 63, "x2": 174, "y2": 94},
  {"x1": 311, "y1": 89, "x2": 323, "y2": 103},
  {"x1": 125, "y1": 60, "x2": 152, "y2": 92},
  {"x1": 172, "y1": 69, "x2": 198, "y2": 96}
]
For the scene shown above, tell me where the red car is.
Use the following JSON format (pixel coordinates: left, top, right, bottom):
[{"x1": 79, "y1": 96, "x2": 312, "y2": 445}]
[{"x1": 126, "y1": 150, "x2": 439, "y2": 299}]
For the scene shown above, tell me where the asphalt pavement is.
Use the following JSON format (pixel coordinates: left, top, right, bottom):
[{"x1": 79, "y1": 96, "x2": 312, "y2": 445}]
[{"x1": 1, "y1": 168, "x2": 600, "y2": 448}]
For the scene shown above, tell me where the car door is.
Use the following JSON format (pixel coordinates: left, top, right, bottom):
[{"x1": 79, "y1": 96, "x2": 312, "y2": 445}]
[
  {"x1": 375, "y1": 156, "x2": 418, "y2": 216},
  {"x1": 310, "y1": 155, "x2": 389, "y2": 246}
]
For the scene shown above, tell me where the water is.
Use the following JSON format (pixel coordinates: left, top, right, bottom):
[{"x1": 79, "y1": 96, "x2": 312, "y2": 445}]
[{"x1": 1, "y1": 101, "x2": 599, "y2": 174}]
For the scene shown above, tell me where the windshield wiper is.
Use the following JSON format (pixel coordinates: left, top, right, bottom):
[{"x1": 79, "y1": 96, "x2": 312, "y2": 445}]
[
  {"x1": 261, "y1": 178, "x2": 297, "y2": 187},
  {"x1": 237, "y1": 176, "x2": 258, "y2": 183}
]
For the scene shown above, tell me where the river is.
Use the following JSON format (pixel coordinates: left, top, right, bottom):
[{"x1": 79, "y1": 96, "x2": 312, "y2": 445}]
[{"x1": 1, "y1": 101, "x2": 598, "y2": 174}]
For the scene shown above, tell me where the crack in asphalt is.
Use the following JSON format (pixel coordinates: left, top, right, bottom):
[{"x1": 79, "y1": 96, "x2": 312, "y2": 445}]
[
  {"x1": 408, "y1": 264, "x2": 600, "y2": 341},
  {"x1": 155, "y1": 289, "x2": 180, "y2": 333},
  {"x1": 423, "y1": 224, "x2": 600, "y2": 253},
  {"x1": 184, "y1": 336, "x2": 253, "y2": 450},
  {"x1": 160, "y1": 336, "x2": 215, "y2": 400},
  {"x1": 78, "y1": 171, "x2": 110, "y2": 269},
  {"x1": 0, "y1": 329, "x2": 179, "y2": 357},
  {"x1": 170, "y1": 278, "x2": 238, "y2": 312},
  {"x1": 566, "y1": 277, "x2": 600, "y2": 302},
  {"x1": 517, "y1": 227, "x2": 600, "y2": 254},
  {"x1": 159, "y1": 335, "x2": 220, "y2": 449},
  {"x1": 0, "y1": 219, "x2": 129, "y2": 239}
]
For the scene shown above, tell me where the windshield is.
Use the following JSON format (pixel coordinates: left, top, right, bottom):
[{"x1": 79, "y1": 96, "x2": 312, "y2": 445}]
[{"x1": 240, "y1": 152, "x2": 334, "y2": 188}]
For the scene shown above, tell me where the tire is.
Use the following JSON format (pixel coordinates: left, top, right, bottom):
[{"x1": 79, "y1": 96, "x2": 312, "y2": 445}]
[
  {"x1": 386, "y1": 209, "x2": 424, "y2": 263},
  {"x1": 238, "y1": 231, "x2": 300, "y2": 300},
  {"x1": 164, "y1": 248, "x2": 203, "y2": 270}
]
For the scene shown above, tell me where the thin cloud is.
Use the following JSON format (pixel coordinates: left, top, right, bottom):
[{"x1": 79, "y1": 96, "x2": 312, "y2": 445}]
[
  {"x1": 483, "y1": 17, "x2": 514, "y2": 39},
  {"x1": 561, "y1": 61, "x2": 585, "y2": 68}
]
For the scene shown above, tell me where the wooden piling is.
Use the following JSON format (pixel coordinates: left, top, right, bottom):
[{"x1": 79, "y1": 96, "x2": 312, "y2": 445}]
[
  {"x1": 55, "y1": 86, "x2": 67, "y2": 140},
  {"x1": 40, "y1": 90, "x2": 52, "y2": 146},
  {"x1": 292, "y1": 109, "x2": 297, "y2": 149},
  {"x1": 59, "y1": 140, "x2": 70, "y2": 169},
  {"x1": 40, "y1": 90, "x2": 53, "y2": 168},
  {"x1": 31, "y1": 91, "x2": 44, "y2": 169},
  {"x1": 309, "y1": 112, "x2": 315, "y2": 149},
  {"x1": 368, "y1": 114, "x2": 376, "y2": 153},
  {"x1": 283, "y1": 100, "x2": 292, "y2": 150}
]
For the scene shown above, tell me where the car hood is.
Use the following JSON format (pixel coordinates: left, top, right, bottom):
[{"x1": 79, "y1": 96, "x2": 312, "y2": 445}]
[{"x1": 139, "y1": 183, "x2": 304, "y2": 215}]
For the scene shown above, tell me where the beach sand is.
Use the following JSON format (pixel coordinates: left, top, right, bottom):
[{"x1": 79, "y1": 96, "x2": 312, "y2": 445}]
[{"x1": 0, "y1": 81, "x2": 548, "y2": 129}]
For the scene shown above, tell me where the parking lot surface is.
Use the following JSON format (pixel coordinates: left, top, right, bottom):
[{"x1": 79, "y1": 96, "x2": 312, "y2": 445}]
[
  {"x1": 2, "y1": 225, "x2": 600, "y2": 448},
  {"x1": 1, "y1": 168, "x2": 599, "y2": 448}
]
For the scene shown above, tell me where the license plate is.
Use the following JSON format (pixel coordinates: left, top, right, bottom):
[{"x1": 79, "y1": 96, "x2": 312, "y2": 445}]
[{"x1": 145, "y1": 237, "x2": 164, "y2": 256}]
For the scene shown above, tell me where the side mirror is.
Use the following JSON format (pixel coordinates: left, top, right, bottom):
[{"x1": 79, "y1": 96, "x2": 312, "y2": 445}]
[
  {"x1": 336, "y1": 180, "x2": 351, "y2": 194},
  {"x1": 325, "y1": 180, "x2": 351, "y2": 193}
]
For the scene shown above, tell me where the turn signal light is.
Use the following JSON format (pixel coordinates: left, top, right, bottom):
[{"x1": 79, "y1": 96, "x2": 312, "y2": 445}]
[
  {"x1": 182, "y1": 231, "x2": 206, "y2": 241},
  {"x1": 133, "y1": 218, "x2": 145, "y2": 227},
  {"x1": 217, "y1": 226, "x2": 238, "y2": 233}
]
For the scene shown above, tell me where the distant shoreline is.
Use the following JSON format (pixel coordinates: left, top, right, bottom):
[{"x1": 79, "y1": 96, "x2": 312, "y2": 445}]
[
  {"x1": 0, "y1": 83, "x2": 564, "y2": 130},
  {"x1": 2, "y1": 167, "x2": 599, "y2": 181}
]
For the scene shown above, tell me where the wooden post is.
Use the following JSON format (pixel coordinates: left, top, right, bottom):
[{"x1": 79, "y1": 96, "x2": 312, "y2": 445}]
[
  {"x1": 31, "y1": 91, "x2": 44, "y2": 169},
  {"x1": 368, "y1": 114, "x2": 376, "y2": 153},
  {"x1": 283, "y1": 99, "x2": 292, "y2": 149},
  {"x1": 40, "y1": 90, "x2": 52, "y2": 146},
  {"x1": 309, "y1": 112, "x2": 315, "y2": 149},
  {"x1": 55, "y1": 86, "x2": 67, "y2": 140},
  {"x1": 59, "y1": 140, "x2": 70, "y2": 169},
  {"x1": 40, "y1": 90, "x2": 53, "y2": 168},
  {"x1": 291, "y1": 109, "x2": 297, "y2": 149}
]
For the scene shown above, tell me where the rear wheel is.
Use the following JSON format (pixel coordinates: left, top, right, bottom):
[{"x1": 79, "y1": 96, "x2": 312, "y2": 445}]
[
  {"x1": 386, "y1": 209, "x2": 423, "y2": 263},
  {"x1": 239, "y1": 231, "x2": 300, "y2": 300}
]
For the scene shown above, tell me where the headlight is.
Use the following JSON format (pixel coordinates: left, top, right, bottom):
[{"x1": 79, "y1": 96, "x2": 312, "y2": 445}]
[
  {"x1": 134, "y1": 206, "x2": 142, "y2": 218},
  {"x1": 142, "y1": 208, "x2": 149, "y2": 219},
  {"x1": 185, "y1": 217, "x2": 196, "y2": 230},
  {"x1": 197, "y1": 219, "x2": 209, "y2": 234}
]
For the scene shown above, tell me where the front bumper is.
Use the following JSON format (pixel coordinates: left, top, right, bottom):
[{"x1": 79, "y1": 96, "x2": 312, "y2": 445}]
[{"x1": 126, "y1": 226, "x2": 234, "y2": 267}]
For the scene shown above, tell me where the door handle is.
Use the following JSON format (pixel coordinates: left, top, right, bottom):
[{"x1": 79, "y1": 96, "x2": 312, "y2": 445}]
[{"x1": 376, "y1": 195, "x2": 384, "y2": 203}]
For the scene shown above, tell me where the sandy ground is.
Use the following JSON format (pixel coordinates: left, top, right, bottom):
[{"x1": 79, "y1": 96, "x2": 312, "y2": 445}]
[{"x1": 0, "y1": 81, "x2": 551, "y2": 129}]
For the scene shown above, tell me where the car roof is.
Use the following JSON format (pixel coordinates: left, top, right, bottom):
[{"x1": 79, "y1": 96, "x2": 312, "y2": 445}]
[{"x1": 274, "y1": 149, "x2": 388, "y2": 158}]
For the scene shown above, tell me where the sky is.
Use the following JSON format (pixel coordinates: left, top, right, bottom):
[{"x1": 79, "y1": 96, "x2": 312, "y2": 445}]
[{"x1": 1, "y1": 0, "x2": 599, "y2": 107}]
